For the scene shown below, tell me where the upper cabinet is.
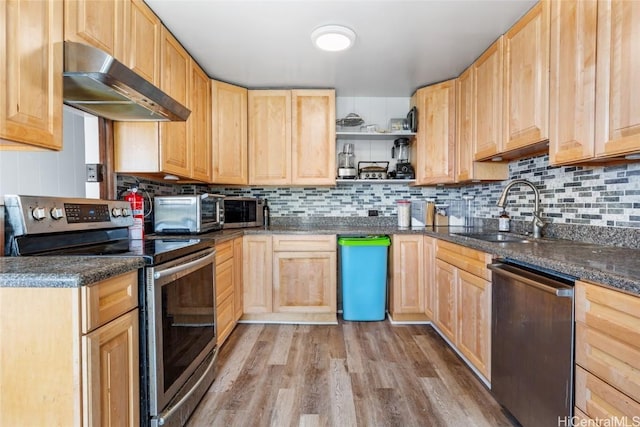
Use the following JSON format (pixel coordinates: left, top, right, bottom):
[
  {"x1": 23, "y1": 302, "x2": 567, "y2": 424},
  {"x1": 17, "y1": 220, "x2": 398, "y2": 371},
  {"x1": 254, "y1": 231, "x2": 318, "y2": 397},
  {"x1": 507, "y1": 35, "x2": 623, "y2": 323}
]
[
  {"x1": 291, "y1": 90, "x2": 336, "y2": 186},
  {"x1": 64, "y1": 0, "x2": 123, "y2": 58},
  {"x1": 595, "y1": 0, "x2": 640, "y2": 158},
  {"x1": 122, "y1": 0, "x2": 161, "y2": 86},
  {"x1": 189, "y1": 61, "x2": 212, "y2": 182},
  {"x1": 549, "y1": 0, "x2": 640, "y2": 165},
  {"x1": 501, "y1": 0, "x2": 550, "y2": 157},
  {"x1": 411, "y1": 79, "x2": 457, "y2": 185},
  {"x1": 248, "y1": 89, "x2": 335, "y2": 186},
  {"x1": 549, "y1": 0, "x2": 597, "y2": 165},
  {"x1": 474, "y1": 37, "x2": 504, "y2": 161},
  {"x1": 0, "y1": 0, "x2": 63, "y2": 150},
  {"x1": 456, "y1": 61, "x2": 508, "y2": 183},
  {"x1": 212, "y1": 80, "x2": 248, "y2": 185}
]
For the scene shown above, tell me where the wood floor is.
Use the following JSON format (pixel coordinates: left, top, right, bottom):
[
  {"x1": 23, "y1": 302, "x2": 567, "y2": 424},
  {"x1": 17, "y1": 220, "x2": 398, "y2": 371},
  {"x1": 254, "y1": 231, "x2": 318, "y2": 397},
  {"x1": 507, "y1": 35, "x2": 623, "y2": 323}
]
[{"x1": 187, "y1": 320, "x2": 517, "y2": 427}]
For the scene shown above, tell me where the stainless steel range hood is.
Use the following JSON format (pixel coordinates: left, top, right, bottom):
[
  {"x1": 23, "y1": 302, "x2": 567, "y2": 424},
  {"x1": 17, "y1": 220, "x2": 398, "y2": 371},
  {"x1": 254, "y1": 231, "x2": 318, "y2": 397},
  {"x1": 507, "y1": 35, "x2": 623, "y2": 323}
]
[{"x1": 63, "y1": 42, "x2": 191, "y2": 121}]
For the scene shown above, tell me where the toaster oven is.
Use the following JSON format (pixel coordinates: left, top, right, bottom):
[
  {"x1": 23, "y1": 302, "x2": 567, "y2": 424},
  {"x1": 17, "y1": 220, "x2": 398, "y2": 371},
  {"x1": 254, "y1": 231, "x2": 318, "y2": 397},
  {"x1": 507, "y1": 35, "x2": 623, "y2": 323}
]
[{"x1": 153, "y1": 194, "x2": 224, "y2": 234}]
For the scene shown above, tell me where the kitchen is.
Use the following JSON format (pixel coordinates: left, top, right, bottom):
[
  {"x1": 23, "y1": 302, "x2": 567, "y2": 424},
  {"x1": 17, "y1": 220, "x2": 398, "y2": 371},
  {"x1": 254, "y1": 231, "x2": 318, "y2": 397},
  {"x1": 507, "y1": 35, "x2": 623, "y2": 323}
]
[{"x1": 2, "y1": 0, "x2": 640, "y2": 426}]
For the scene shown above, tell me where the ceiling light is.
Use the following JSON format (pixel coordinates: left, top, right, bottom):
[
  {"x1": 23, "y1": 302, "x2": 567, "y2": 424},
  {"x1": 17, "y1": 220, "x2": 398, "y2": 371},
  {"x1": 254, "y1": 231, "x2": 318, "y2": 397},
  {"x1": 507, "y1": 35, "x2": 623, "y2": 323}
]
[{"x1": 311, "y1": 25, "x2": 356, "y2": 52}]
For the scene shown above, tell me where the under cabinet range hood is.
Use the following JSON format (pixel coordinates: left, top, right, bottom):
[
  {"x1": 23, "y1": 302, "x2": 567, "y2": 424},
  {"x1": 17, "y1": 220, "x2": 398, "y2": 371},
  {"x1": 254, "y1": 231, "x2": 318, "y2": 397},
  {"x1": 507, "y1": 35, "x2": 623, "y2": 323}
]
[{"x1": 63, "y1": 41, "x2": 191, "y2": 121}]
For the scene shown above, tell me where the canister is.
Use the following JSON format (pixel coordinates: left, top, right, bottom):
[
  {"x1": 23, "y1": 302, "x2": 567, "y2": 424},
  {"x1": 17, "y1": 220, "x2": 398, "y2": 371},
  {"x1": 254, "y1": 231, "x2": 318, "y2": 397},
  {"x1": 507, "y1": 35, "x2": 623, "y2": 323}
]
[{"x1": 397, "y1": 200, "x2": 411, "y2": 228}]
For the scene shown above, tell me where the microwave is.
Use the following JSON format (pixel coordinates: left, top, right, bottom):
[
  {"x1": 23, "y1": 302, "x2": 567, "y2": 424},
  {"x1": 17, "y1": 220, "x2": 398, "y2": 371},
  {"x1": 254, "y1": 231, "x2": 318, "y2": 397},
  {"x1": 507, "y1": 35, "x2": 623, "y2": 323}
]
[
  {"x1": 223, "y1": 197, "x2": 264, "y2": 228},
  {"x1": 153, "y1": 194, "x2": 224, "y2": 234}
]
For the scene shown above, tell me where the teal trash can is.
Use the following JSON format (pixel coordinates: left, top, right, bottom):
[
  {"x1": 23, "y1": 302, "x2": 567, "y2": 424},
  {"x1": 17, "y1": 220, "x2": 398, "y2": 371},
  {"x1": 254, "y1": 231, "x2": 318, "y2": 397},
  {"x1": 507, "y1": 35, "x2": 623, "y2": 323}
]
[{"x1": 338, "y1": 236, "x2": 391, "y2": 321}]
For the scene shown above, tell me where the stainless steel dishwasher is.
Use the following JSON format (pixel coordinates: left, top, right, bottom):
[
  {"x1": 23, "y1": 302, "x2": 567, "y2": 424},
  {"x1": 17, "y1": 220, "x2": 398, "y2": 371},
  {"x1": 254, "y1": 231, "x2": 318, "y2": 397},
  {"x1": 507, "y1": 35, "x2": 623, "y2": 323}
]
[{"x1": 488, "y1": 259, "x2": 575, "y2": 427}]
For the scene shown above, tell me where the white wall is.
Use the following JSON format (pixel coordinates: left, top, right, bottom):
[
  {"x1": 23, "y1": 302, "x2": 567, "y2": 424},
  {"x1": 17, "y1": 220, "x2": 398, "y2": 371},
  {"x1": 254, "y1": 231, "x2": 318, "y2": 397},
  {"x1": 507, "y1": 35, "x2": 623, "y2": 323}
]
[{"x1": 0, "y1": 106, "x2": 89, "y2": 198}]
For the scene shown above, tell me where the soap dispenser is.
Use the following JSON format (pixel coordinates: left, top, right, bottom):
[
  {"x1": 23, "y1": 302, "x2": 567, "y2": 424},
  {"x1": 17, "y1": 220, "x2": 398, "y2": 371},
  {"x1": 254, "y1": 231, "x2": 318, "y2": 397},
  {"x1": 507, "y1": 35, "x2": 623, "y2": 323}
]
[{"x1": 498, "y1": 210, "x2": 510, "y2": 232}]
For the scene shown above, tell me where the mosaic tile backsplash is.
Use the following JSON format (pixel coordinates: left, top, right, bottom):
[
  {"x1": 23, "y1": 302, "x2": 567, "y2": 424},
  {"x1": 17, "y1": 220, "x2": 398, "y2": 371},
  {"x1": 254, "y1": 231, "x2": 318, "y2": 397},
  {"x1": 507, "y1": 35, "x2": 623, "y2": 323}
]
[{"x1": 118, "y1": 154, "x2": 640, "y2": 230}]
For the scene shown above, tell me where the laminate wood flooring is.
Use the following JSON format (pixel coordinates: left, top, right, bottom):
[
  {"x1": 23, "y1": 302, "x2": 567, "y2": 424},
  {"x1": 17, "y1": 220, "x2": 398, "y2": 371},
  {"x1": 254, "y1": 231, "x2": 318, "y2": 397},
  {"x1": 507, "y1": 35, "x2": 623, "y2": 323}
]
[{"x1": 187, "y1": 321, "x2": 517, "y2": 427}]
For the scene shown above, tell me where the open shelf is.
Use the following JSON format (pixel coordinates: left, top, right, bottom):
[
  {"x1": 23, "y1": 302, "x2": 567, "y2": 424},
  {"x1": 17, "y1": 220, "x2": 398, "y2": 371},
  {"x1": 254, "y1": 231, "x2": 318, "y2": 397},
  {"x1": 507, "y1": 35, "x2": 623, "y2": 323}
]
[
  {"x1": 336, "y1": 131, "x2": 416, "y2": 139},
  {"x1": 336, "y1": 178, "x2": 415, "y2": 184}
]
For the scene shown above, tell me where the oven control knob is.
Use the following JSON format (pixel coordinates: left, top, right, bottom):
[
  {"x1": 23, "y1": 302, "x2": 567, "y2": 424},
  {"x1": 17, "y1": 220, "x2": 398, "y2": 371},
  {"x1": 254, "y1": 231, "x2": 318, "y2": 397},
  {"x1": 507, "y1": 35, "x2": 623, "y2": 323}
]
[
  {"x1": 121, "y1": 207, "x2": 131, "y2": 217},
  {"x1": 50, "y1": 207, "x2": 64, "y2": 220},
  {"x1": 32, "y1": 207, "x2": 46, "y2": 221},
  {"x1": 111, "y1": 207, "x2": 122, "y2": 217}
]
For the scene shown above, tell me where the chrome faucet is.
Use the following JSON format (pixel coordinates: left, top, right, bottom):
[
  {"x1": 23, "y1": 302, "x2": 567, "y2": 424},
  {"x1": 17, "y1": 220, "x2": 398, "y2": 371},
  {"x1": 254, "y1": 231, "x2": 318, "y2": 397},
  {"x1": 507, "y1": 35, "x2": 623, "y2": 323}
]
[{"x1": 497, "y1": 179, "x2": 545, "y2": 238}]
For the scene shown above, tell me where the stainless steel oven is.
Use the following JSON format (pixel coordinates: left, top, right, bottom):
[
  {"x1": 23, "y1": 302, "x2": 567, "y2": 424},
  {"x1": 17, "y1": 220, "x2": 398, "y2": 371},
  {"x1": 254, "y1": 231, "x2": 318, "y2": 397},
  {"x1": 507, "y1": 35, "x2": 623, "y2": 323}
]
[
  {"x1": 146, "y1": 247, "x2": 217, "y2": 427},
  {"x1": 3, "y1": 195, "x2": 218, "y2": 427}
]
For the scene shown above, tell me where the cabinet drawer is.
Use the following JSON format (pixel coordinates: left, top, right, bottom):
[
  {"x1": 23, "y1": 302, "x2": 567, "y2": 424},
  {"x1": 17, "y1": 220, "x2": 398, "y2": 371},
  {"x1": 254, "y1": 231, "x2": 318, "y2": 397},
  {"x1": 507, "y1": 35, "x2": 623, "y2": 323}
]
[
  {"x1": 216, "y1": 240, "x2": 233, "y2": 265},
  {"x1": 82, "y1": 271, "x2": 138, "y2": 333},
  {"x1": 575, "y1": 366, "x2": 640, "y2": 421},
  {"x1": 272, "y1": 234, "x2": 336, "y2": 252},
  {"x1": 216, "y1": 293, "x2": 235, "y2": 346},
  {"x1": 216, "y1": 257, "x2": 234, "y2": 301},
  {"x1": 575, "y1": 281, "x2": 640, "y2": 401},
  {"x1": 436, "y1": 240, "x2": 492, "y2": 281}
]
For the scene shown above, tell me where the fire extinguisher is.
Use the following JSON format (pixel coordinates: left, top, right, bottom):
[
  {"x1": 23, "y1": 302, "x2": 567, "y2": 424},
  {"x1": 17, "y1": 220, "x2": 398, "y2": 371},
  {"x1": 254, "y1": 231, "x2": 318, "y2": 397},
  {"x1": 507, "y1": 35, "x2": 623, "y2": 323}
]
[{"x1": 123, "y1": 187, "x2": 145, "y2": 239}]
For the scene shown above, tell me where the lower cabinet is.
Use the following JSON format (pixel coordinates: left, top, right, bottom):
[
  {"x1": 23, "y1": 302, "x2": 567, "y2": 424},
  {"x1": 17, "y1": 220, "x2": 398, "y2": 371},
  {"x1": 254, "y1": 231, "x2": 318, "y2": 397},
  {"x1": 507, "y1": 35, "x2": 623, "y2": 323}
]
[
  {"x1": 0, "y1": 271, "x2": 140, "y2": 426},
  {"x1": 574, "y1": 280, "x2": 640, "y2": 422},
  {"x1": 434, "y1": 240, "x2": 492, "y2": 382},
  {"x1": 243, "y1": 234, "x2": 337, "y2": 323},
  {"x1": 215, "y1": 237, "x2": 243, "y2": 346}
]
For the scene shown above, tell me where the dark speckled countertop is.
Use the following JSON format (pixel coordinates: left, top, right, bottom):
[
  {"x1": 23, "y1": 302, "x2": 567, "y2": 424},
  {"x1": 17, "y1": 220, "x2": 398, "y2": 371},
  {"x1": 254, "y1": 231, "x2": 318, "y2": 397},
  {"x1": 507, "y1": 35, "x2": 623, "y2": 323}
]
[{"x1": 2, "y1": 225, "x2": 639, "y2": 296}]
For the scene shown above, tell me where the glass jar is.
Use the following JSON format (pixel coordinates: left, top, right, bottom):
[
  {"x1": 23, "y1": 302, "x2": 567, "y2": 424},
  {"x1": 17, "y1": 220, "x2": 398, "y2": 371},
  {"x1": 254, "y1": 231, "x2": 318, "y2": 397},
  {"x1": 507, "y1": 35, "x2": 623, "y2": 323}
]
[{"x1": 397, "y1": 200, "x2": 411, "y2": 228}]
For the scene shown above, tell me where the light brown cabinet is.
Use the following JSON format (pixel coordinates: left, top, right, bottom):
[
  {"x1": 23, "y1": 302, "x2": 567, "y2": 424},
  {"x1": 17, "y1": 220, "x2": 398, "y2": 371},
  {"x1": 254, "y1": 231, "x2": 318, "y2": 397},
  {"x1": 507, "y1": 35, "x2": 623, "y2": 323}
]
[
  {"x1": 233, "y1": 237, "x2": 243, "y2": 321},
  {"x1": 574, "y1": 280, "x2": 640, "y2": 421},
  {"x1": 411, "y1": 79, "x2": 457, "y2": 185},
  {"x1": 216, "y1": 239, "x2": 236, "y2": 346},
  {"x1": 389, "y1": 235, "x2": 427, "y2": 321},
  {"x1": 123, "y1": 0, "x2": 161, "y2": 86},
  {"x1": 243, "y1": 234, "x2": 273, "y2": 314},
  {"x1": 435, "y1": 240, "x2": 492, "y2": 381},
  {"x1": 242, "y1": 234, "x2": 337, "y2": 323},
  {"x1": 64, "y1": 0, "x2": 123, "y2": 58},
  {"x1": 248, "y1": 89, "x2": 336, "y2": 186},
  {"x1": 502, "y1": 0, "x2": 550, "y2": 156},
  {"x1": 0, "y1": 0, "x2": 63, "y2": 150},
  {"x1": 114, "y1": 31, "x2": 212, "y2": 182},
  {"x1": 0, "y1": 271, "x2": 140, "y2": 426},
  {"x1": 456, "y1": 61, "x2": 508, "y2": 183},
  {"x1": 212, "y1": 80, "x2": 248, "y2": 184},
  {"x1": 550, "y1": 0, "x2": 640, "y2": 164},
  {"x1": 473, "y1": 37, "x2": 504, "y2": 161},
  {"x1": 189, "y1": 61, "x2": 212, "y2": 182},
  {"x1": 423, "y1": 235, "x2": 437, "y2": 320}
]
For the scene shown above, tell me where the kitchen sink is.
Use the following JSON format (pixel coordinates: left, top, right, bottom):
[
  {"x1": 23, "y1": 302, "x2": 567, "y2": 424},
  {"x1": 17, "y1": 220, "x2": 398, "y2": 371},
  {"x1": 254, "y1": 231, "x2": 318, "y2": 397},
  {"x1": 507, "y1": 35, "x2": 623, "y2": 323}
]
[{"x1": 454, "y1": 232, "x2": 533, "y2": 243}]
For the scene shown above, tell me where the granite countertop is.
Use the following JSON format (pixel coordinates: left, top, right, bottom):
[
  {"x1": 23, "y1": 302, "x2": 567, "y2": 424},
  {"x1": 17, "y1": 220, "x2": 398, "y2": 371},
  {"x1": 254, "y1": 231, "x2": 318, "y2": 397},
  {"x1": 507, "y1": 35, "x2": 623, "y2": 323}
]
[
  {"x1": 2, "y1": 225, "x2": 639, "y2": 296},
  {"x1": 0, "y1": 256, "x2": 145, "y2": 288}
]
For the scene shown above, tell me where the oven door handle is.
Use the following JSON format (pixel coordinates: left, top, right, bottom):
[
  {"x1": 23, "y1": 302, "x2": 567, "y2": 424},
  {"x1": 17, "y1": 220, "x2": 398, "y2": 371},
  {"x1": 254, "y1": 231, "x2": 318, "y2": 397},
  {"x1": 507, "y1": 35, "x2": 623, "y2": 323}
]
[{"x1": 153, "y1": 249, "x2": 215, "y2": 281}]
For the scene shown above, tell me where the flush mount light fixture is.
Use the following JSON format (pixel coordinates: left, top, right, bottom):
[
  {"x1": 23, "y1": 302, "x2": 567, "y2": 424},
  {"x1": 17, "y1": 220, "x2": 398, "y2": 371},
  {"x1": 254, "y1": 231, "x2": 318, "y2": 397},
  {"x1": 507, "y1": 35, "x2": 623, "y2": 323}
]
[{"x1": 311, "y1": 25, "x2": 356, "y2": 52}]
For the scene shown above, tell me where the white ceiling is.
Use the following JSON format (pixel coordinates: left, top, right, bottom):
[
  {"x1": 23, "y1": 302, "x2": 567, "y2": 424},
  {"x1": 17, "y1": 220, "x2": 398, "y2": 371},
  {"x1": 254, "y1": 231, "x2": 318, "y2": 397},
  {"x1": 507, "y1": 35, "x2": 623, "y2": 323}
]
[{"x1": 145, "y1": 0, "x2": 538, "y2": 97}]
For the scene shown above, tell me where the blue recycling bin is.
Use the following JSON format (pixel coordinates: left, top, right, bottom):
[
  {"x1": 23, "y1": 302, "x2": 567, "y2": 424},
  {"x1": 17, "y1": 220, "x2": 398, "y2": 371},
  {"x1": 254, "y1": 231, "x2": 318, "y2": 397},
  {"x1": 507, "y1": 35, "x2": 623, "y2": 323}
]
[{"x1": 338, "y1": 236, "x2": 391, "y2": 321}]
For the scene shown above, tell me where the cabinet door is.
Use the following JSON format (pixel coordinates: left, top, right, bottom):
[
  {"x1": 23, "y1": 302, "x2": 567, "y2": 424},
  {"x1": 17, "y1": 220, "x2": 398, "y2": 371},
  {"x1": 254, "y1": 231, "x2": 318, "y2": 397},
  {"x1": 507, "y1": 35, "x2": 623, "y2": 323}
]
[
  {"x1": 273, "y1": 251, "x2": 336, "y2": 313},
  {"x1": 503, "y1": 0, "x2": 550, "y2": 153},
  {"x1": 413, "y1": 80, "x2": 456, "y2": 185},
  {"x1": 474, "y1": 37, "x2": 504, "y2": 160},
  {"x1": 189, "y1": 61, "x2": 212, "y2": 182},
  {"x1": 160, "y1": 27, "x2": 190, "y2": 177},
  {"x1": 248, "y1": 90, "x2": 291, "y2": 185},
  {"x1": 233, "y1": 237, "x2": 243, "y2": 321},
  {"x1": 212, "y1": 80, "x2": 248, "y2": 184},
  {"x1": 456, "y1": 270, "x2": 491, "y2": 380},
  {"x1": 64, "y1": 0, "x2": 123, "y2": 58},
  {"x1": 216, "y1": 256, "x2": 234, "y2": 346},
  {"x1": 595, "y1": 0, "x2": 640, "y2": 158},
  {"x1": 243, "y1": 235, "x2": 273, "y2": 313},
  {"x1": 575, "y1": 366, "x2": 640, "y2": 422},
  {"x1": 291, "y1": 89, "x2": 336, "y2": 185},
  {"x1": 424, "y1": 236, "x2": 436, "y2": 320},
  {"x1": 549, "y1": 0, "x2": 597, "y2": 165},
  {"x1": 0, "y1": 0, "x2": 63, "y2": 150},
  {"x1": 390, "y1": 235, "x2": 425, "y2": 315},
  {"x1": 456, "y1": 66, "x2": 474, "y2": 182},
  {"x1": 124, "y1": 0, "x2": 160, "y2": 86},
  {"x1": 434, "y1": 259, "x2": 457, "y2": 343},
  {"x1": 83, "y1": 309, "x2": 139, "y2": 427}
]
